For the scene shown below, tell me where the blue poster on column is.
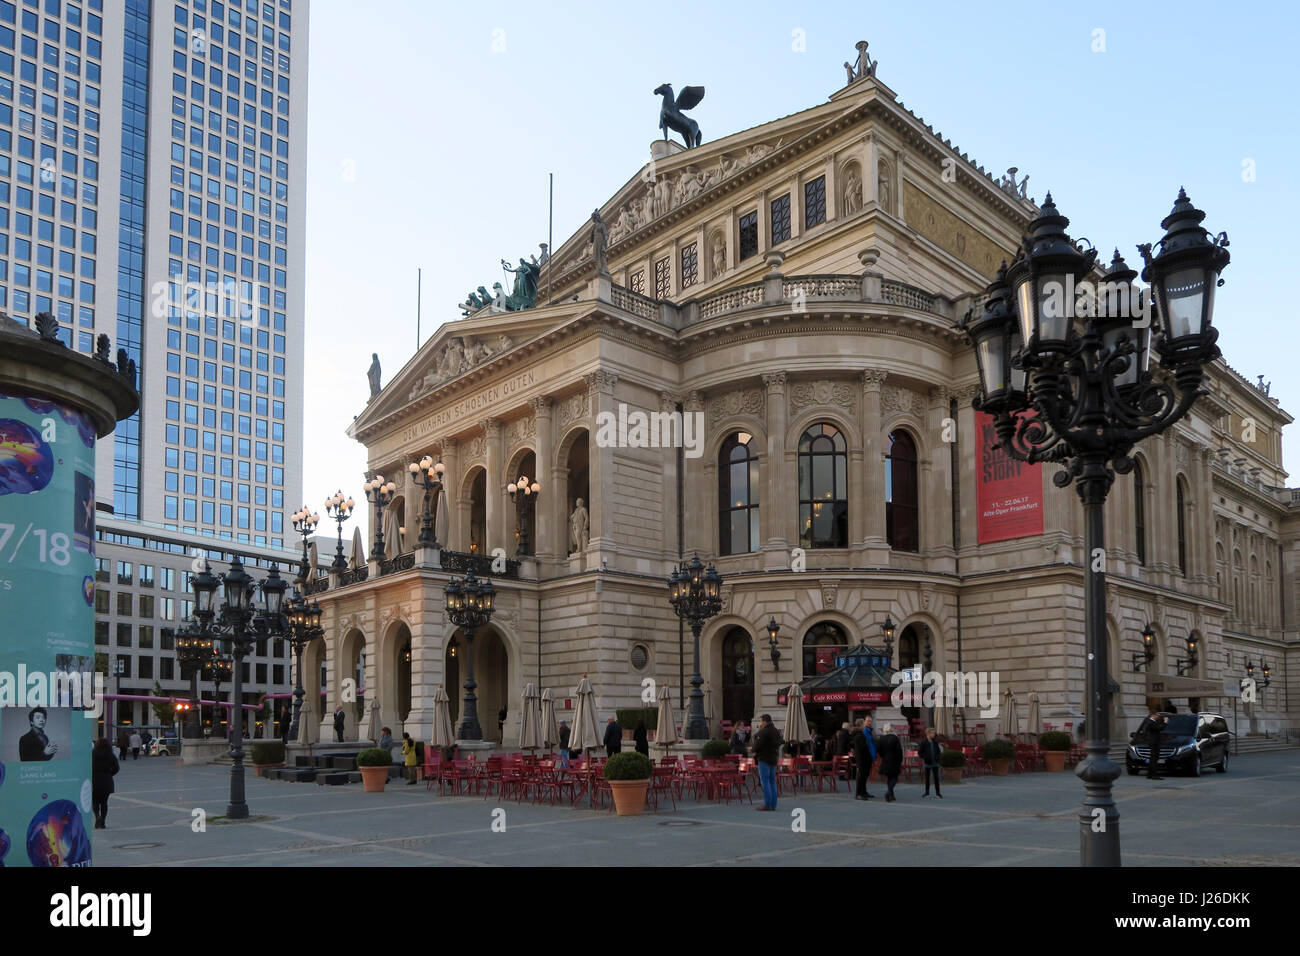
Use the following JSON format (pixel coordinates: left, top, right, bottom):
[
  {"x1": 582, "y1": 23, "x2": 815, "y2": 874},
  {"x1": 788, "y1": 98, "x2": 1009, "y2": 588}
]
[{"x1": 0, "y1": 391, "x2": 99, "y2": 867}]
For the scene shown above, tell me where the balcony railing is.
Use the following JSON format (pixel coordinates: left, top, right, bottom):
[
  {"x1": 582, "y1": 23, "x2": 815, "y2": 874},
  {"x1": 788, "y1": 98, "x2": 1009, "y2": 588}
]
[
  {"x1": 302, "y1": 574, "x2": 329, "y2": 596},
  {"x1": 696, "y1": 282, "x2": 765, "y2": 320},
  {"x1": 610, "y1": 285, "x2": 657, "y2": 319},
  {"x1": 439, "y1": 549, "x2": 521, "y2": 580},
  {"x1": 337, "y1": 566, "x2": 369, "y2": 587},
  {"x1": 379, "y1": 552, "x2": 416, "y2": 576}
]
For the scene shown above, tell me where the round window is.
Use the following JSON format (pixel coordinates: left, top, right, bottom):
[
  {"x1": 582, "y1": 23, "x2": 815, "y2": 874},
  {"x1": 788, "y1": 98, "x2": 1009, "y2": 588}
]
[{"x1": 630, "y1": 643, "x2": 649, "y2": 671}]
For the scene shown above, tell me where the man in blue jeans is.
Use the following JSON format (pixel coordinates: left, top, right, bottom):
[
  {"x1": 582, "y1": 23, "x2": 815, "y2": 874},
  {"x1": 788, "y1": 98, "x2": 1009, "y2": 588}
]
[{"x1": 751, "y1": 713, "x2": 783, "y2": 811}]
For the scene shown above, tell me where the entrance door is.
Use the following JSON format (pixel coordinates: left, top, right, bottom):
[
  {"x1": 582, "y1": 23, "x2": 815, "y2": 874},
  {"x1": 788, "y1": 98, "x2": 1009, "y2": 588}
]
[{"x1": 720, "y1": 628, "x2": 754, "y2": 724}]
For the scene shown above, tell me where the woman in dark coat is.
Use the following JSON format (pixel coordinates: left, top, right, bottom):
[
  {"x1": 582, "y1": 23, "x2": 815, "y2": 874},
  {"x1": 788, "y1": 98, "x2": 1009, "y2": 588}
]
[
  {"x1": 633, "y1": 720, "x2": 650, "y2": 757},
  {"x1": 91, "y1": 737, "x2": 120, "y2": 829},
  {"x1": 876, "y1": 732, "x2": 903, "y2": 802}
]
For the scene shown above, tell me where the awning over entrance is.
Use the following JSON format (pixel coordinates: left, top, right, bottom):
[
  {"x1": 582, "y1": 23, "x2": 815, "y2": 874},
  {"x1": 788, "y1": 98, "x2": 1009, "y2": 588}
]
[
  {"x1": 776, "y1": 641, "x2": 897, "y2": 705},
  {"x1": 1144, "y1": 673, "x2": 1228, "y2": 698}
]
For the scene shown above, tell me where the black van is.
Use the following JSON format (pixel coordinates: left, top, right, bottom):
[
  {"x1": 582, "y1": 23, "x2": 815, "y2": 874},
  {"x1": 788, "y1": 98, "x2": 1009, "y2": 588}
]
[{"x1": 1126, "y1": 712, "x2": 1230, "y2": 776}]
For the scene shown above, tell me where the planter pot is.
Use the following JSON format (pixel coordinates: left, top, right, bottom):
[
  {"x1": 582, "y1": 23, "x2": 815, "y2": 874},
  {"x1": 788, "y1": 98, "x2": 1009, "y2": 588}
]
[
  {"x1": 359, "y1": 765, "x2": 390, "y2": 792},
  {"x1": 1042, "y1": 751, "x2": 1067, "y2": 772},
  {"x1": 988, "y1": 758, "x2": 1011, "y2": 776},
  {"x1": 941, "y1": 766, "x2": 964, "y2": 784},
  {"x1": 608, "y1": 779, "x2": 650, "y2": 816},
  {"x1": 252, "y1": 762, "x2": 283, "y2": 778}
]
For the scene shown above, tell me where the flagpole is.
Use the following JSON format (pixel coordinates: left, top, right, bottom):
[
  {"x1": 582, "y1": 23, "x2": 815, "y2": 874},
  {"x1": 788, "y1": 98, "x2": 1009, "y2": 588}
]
[{"x1": 416, "y1": 268, "x2": 422, "y2": 349}]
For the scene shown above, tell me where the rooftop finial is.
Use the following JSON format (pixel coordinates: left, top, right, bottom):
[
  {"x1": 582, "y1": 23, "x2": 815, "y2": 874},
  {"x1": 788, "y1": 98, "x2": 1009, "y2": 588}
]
[{"x1": 844, "y1": 40, "x2": 877, "y2": 84}]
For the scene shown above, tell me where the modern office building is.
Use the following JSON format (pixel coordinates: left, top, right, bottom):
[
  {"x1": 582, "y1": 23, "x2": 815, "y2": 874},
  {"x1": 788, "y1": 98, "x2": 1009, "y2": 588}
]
[{"x1": 0, "y1": 0, "x2": 309, "y2": 725}]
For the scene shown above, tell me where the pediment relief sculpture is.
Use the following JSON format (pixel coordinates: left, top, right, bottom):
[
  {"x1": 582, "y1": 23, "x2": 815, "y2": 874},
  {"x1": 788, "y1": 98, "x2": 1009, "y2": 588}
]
[{"x1": 407, "y1": 333, "x2": 515, "y2": 401}]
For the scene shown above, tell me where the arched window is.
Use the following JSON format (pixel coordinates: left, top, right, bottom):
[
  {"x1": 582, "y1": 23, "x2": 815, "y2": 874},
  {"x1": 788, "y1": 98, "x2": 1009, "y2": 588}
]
[
  {"x1": 719, "y1": 432, "x2": 760, "y2": 555},
  {"x1": 885, "y1": 430, "x2": 919, "y2": 552},
  {"x1": 720, "y1": 628, "x2": 754, "y2": 723},
  {"x1": 798, "y1": 423, "x2": 847, "y2": 548},
  {"x1": 1176, "y1": 478, "x2": 1188, "y2": 577},
  {"x1": 802, "y1": 621, "x2": 848, "y2": 677},
  {"x1": 1133, "y1": 460, "x2": 1146, "y2": 566}
]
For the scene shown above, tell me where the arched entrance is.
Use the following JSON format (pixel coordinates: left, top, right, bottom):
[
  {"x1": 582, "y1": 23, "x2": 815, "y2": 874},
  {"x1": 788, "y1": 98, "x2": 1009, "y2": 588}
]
[
  {"x1": 468, "y1": 468, "x2": 487, "y2": 553},
  {"x1": 507, "y1": 449, "x2": 538, "y2": 556},
  {"x1": 338, "y1": 628, "x2": 366, "y2": 739},
  {"x1": 897, "y1": 622, "x2": 931, "y2": 731},
  {"x1": 446, "y1": 626, "x2": 510, "y2": 741},
  {"x1": 719, "y1": 627, "x2": 754, "y2": 724},
  {"x1": 562, "y1": 430, "x2": 590, "y2": 555},
  {"x1": 802, "y1": 621, "x2": 848, "y2": 680}
]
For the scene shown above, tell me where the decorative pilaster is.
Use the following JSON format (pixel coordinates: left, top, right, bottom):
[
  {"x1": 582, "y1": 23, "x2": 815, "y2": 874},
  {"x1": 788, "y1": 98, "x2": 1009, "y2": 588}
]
[
  {"x1": 530, "y1": 396, "x2": 555, "y2": 563},
  {"x1": 682, "y1": 389, "x2": 707, "y2": 555},
  {"x1": 481, "y1": 418, "x2": 503, "y2": 555},
  {"x1": 952, "y1": 384, "x2": 981, "y2": 553},
  {"x1": 861, "y1": 370, "x2": 888, "y2": 549},
  {"x1": 438, "y1": 437, "x2": 459, "y2": 551},
  {"x1": 660, "y1": 391, "x2": 683, "y2": 555},
  {"x1": 761, "y1": 372, "x2": 788, "y2": 559},
  {"x1": 927, "y1": 385, "x2": 955, "y2": 558},
  {"x1": 584, "y1": 371, "x2": 618, "y2": 552}
]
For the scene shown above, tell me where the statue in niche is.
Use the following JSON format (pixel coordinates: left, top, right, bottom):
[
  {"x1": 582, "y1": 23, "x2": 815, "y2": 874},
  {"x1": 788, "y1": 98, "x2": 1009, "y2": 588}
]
[
  {"x1": 843, "y1": 165, "x2": 863, "y2": 215},
  {"x1": 878, "y1": 162, "x2": 892, "y2": 213},
  {"x1": 711, "y1": 237, "x2": 726, "y2": 278},
  {"x1": 367, "y1": 353, "x2": 381, "y2": 398},
  {"x1": 569, "y1": 498, "x2": 590, "y2": 553}
]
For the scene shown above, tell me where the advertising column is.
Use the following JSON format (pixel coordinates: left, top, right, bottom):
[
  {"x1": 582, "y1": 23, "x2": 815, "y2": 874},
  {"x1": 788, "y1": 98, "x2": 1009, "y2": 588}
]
[{"x1": 0, "y1": 320, "x2": 137, "y2": 867}]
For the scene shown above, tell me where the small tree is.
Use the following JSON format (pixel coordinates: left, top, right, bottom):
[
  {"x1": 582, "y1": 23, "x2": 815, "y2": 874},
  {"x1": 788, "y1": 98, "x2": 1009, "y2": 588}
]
[{"x1": 150, "y1": 681, "x2": 172, "y2": 725}]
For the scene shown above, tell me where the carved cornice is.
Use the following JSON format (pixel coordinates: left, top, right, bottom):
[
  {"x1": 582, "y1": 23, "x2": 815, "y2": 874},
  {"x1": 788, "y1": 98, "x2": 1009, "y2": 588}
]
[
  {"x1": 790, "y1": 380, "x2": 856, "y2": 414},
  {"x1": 708, "y1": 386, "x2": 765, "y2": 426},
  {"x1": 881, "y1": 384, "x2": 926, "y2": 418}
]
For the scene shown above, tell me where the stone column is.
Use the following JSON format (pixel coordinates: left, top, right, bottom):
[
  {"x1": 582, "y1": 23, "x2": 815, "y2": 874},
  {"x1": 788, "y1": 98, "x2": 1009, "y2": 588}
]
[
  {"x1": 531, "y1": 396, "x2": 554, "y2": 565},
  {"x1": 761, "y1": 372, "x2": 789, "y2": 566},
  {"x1": 585, "y1": 371, "x2": 618, "y2": 557},
  {"x1": 682, "y1": 390, "x2": 707, "y2": 555},
  {"x1": 861, "y1": 370, "x2": 888, "y2": 558},
  {"x1": 953, "y1": 384, "x2": 981, "y2": 555},
  {"x1": 927, "y1": 385, "x2": 955, "y2": 565},
  {"x1": 439, "y1": 437, "x2": 459, "y2": 551},
  {"x1": 659, "y1": 391, "x2": 682, "y2": 556},
  {"x1": 482, "y1": 418, "x2": 503, "y2": 555},
  {"x1": 1198, "y1": 447, "x2": 1215, "y2": 591}
]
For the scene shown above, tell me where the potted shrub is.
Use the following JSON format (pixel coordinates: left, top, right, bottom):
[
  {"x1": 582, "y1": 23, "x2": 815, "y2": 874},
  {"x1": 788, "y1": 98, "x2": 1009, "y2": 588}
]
[
  {"x1": 1038, "y1": 731, "x2": 1072, "y2": 771},
  {"x1": 356, "y1": 747, "x2": 393, "y2": 792},
  {"x1": 939, "y1": 748, "x2": 966, "y2": 784},
  {"x1": 250, "y1": 741, "x2": 285, "y2": 777},
  {"x1": 700, "y1": 739, "x2": 730, "y2": 760},
  {"x1": 983, "y1": 738, "x2": 1015, "y2": 776},
  {"x1": 603, "y1": 752, "x2": 653, "y2": 815}
]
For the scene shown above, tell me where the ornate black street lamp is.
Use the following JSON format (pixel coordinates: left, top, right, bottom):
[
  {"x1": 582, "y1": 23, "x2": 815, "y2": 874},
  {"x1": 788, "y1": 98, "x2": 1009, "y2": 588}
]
[
  {"x1": 963, "y1": 189, "x2": 1229, "y2": 867},
  {"x1": 667, "y1": 553, "x2": 723, "y2": 740},
  {"x1": 291, "y1": 505, "x2": 319, "y2": 581},
  {"x1": 507, "y1": 473, "x2": 541, "y2": 556},
  {"x1": 407, "y1": 456, "x2": 446, "y2": 549},
  {"x1": 324, "y1": 490, "x2": 355, "y2": 571},
  {"x1": 1175, "y1": 634, "x2": 1200, "y2": 676},
  {"x1": 283, "y1": 589, "x2": 324, "y2": 741},
  {"x1": 363, "y1": 474, "x2": 398, "y2": 560},
  {"x1": 766, "y1": 617, "x2": 781, "y2": 668},
  {"x1": 1131, "y1": 624, "x2": 1156, "y2": 672},
  {"x1": 881, "y1": 614, "x2": 896, "y2": 665},
  {"x1": 190, "y1": 557, "x2": 288, "y2": 819},
  {"x1": 201, "y1": 654, "x2": 232, "y2": 737},
  {"x1": 444, "y1": 569, "x2": 496, "y2": 740},
  {"x1": 172, "y1": 625, "x2": 216, "y2": 739}
]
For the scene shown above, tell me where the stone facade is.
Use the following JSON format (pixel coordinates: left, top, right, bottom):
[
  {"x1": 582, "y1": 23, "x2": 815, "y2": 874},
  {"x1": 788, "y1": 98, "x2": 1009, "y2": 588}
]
[{"x1": 310, "y1": 71, "x2": 1299, "y2": 746}]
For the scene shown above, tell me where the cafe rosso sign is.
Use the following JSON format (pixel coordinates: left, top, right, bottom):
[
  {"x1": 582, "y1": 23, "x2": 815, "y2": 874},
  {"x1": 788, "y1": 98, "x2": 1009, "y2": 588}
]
[
  {"x1": 776, "y1": 690, "x2": 892, "y2": 704},
  {"x1": 400, "y1": 370, "x2": 539, "y2": 443}
]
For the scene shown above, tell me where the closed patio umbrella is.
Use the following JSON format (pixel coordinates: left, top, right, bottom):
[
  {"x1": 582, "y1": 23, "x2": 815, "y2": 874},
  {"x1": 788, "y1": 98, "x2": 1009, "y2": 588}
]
[
  {"x1": 297, "y1": 699, "x2": 316, "y2": 746},
  {"x1": 540, "y1": 688, "x2": 559, "y2": 753},
  {"x1": 519, "y1": 682, "x2": 542, "y2": 752},
  {"x1": 1001, "y1": 689, "x2": 1019, "y2": 739},
  {"x1": 568, "y1": 675, "x2": 601, "y2": 760},
  {"x1": 382, "y1": 504, "x2": 404, "y2": 557},
  {"x1": 433, "y1": 486, "x2": 449, "y2": 550},
  {"x1": 350, "y1": 526, "x2": 365, "y2": 569},
  {"x1": 935, "y1": 703, "x2": 953, "y2": 739},
  {"x1": 783, "y1": 683, "x2": 811, "y2": 755},
  {"x1": 308, "y1": 540, "x2": 319, "y2": 576},
  {"x1": 367, "y1": 698, "x2": 382, "y2": 744},
  {"x1": 654, "y1": 685, "x2": 678, "y2": 757},
  {"x1": 1027, "y1": 692, "x2": 1041, "y2": 739},
  {"x1": 430, "y1": 685, "x2": 455, "y2": 750}
]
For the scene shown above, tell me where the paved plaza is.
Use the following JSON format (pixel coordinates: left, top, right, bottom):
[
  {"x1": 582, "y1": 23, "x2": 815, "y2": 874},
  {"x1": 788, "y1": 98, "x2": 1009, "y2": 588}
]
[{"x1": 93, "y1": 750, "x2": 1300, "y2": 867}]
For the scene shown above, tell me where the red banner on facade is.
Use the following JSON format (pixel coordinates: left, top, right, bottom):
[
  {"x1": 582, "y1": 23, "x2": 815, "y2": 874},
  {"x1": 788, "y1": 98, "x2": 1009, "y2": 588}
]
[
  {"x1": 776, "y1": 690, "x2": 893, "y2": 704},
  {"x1": 976, "y1": 411, "x2": 1043, "y2": 543}
]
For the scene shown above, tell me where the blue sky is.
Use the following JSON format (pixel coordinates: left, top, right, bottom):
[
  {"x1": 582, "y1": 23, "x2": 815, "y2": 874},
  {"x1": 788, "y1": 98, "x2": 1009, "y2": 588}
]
[{"x1": 302, "y1": 0, "x2": 1300, "y2": 535}]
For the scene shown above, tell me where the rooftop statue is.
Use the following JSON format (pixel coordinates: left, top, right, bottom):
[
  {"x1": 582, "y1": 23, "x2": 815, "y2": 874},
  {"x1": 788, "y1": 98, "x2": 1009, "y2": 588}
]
[
  {"x1": 367, "y1": 353, "x2": 381, "y2": 398},
  {"x1": 654, "y1": 83, "x2": 705, "y2": 149}
]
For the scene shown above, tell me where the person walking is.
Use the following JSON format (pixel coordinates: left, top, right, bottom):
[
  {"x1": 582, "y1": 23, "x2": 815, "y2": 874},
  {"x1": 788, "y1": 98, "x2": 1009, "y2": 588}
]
[
  {"x1": 603, "y1": 716, "x2": 622, "y2": 757},
  {"x1": 851, "y1": 717, "x2": 877, "y2": 800},
  {"x1": 633, "y1": 720, "x2": 650, "y2": 757},
  {"x1": 333, "y1": 704, "x2": 346, "y2": 742},
  {"x1": 91, "y1": 737, "x2": 120, "y2": 829},
  {"x1": 834, "y1": 722, "x2": 852, "y2": 758},
  {"x1": 877, "y1": 729, "x2": 903, "y2": 802},
  {"x1": 116, "y1": 729, "x2": 130, "y2": 761},
  {"x1": 558, "y1": 721, "x2": 571, "y2": 768},
  {"x1": 280, "y1": 705, "x2": 292, "y2": 746},
  {"x1": 751, "y1": 713, "x2": 782, "y2": 811},
  {"x1": 917, "y1": 726, "x2": 943, "y2": 797},
  {"x1": 1137, "y1": 712, "x2": 1166, "y2": 780},
  {"x1": 378, "y1": 726, "x2": 396, "y2": 753},
  {"x1": 128, "y1": 730, "x2": 142, "y2": 760},
  {"x1": 401, "y1": 732, "x2": 418, "y2": 785}
]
